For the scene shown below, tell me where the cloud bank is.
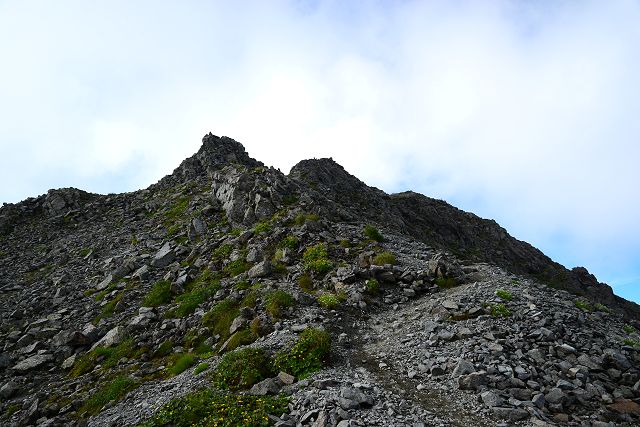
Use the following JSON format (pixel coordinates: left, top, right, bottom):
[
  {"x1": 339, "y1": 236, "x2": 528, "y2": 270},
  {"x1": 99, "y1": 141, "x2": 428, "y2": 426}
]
[{"x1": 1, "y1": 0, "x2": 639, "y2": 301}]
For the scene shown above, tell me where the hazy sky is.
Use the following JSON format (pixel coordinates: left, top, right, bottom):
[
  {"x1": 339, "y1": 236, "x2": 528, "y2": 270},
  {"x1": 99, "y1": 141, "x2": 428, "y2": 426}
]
[{"x1": 1, "y1": 1, "x2": 639, "y2": 302}]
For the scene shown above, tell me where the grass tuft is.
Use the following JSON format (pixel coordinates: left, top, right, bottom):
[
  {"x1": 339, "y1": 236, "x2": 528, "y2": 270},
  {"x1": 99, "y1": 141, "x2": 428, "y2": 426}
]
[{"x1": 273, "y1": 328, "x2": 331, "y2": 380}]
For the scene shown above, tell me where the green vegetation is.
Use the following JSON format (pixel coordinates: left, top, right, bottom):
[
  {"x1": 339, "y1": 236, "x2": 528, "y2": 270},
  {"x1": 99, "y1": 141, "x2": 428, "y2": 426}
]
[
  {"x1": 168, "y1": 353, "x2": 196, "y2": 376},
  {"x1": 202, "y1": 299, "x2": 240, "y2": 341},
  {"x1": 169, "y1": 270, "x2": 220, "y2": 317},
  {"x1": 298, "y1": 274, "x2": 314, "y2": 292},
  {"x1": 282, "y1": 194, "x2": 299, "y2": 206},
  {"x1": 278, "y1": 235, "x2": 300, "y2": 251},
  {"x1": 623, "y1": 324, "x2": 637, "y2": 334},
  {"x1": 495, "y1": 289, "x2": 513, "y2": 301},
  {"x1": 223, "y1": 259, "x2": 250, "y2": 277},
  {"x1": 153, "y1": 340, "x2": 174, "y2": 358},
  {"x1": 338, "y1": 239, "x2": 351, "y2": 248},
  {"x1": 273, "y1": 328, "x2": 331, "y2": 380},
  {"x1": 294, "y1": 212, "x2": 320, "y2": 226},
  {"x1": 166, "y1": 196, "x2": 190, "y2": 221},
  {"x1": 365, "y1": 279, "x2": 380, "y2": 295},
  {"x1": 212, "y1": 348, "x2": 272, "y2": 390},
  {"x1": 241, "y1": 289, "x2": 259, "y2": 308},
  {"x1": 80, "y1": 247, "x2": 92, "y2": 257},
  {"x1": 490, "y1": 303, "x2": 511, "y2": 318},
  {"x1": 435, "y1": 277, "x2": 457, "y2": 288},
  {"x1": 318, "y1": 293, "x2": 340, "y2": 310},
  {"x1": 265, "y1": 290, "x2": 294, "y2": 318},
  {"x1": 69, "y1": 338, "x2": 135, "y2": 378},
  {"x1": 364, "y1": 224, "x2": 384, "y2": 242},
  {"x1": 373, "y1": 251, "x2": 396, "y2": 266},
  {"x1": 193, "y1": 362, "x2": 210, "y2": 375},
  {"x1": 224, "y1": 329, "x2": 256, "y2": 352},
  {"x1": 594, "y1": 303, "x2": 612, "y2": 313},
  {"x1": 80, "y1": 375, "x2": 137, "y2": 416},
  {"x1": 574, "y1": 299, "x2": 593, "y2": 312},
  {"x1": 303, "y1": 243, "x2": 333, "y2": 275},
  {"x1": 139, "y1": 389, "x2": 288, "y2": 427},
  {"x1": 623, "y1": 338, "x2": 640, "y2": 348},
  {"x1": 213, "y1": 244, "x2": 233, "y2": 262},
  {"x1": 4, "y1": 403, "x2": 19, "y2": 418},
  {"x1": 95, "y1": 292, "x2": 124, "y2": 322},
  {"x1": 94, "y1": 282, "x2": 118, "y2": 301},
  {"x1": 143, "y1": 280, "x2": 172, "y2": 307},
  {"x1": 253, "y1": 220, "x2": 272, "y2": 234}
]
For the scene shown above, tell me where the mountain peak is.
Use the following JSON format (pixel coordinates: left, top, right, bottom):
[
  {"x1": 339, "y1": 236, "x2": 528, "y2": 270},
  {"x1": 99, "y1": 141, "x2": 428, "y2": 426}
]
[
  {"x1": 1, "y1": 133, "x2": 639, "y2": 426},
  {"x1": 197, "y1": 132, "x2": 258, "y2": 167},
  {"x1": 164, "y1": 133, "x2": 262, "y2": 184}
]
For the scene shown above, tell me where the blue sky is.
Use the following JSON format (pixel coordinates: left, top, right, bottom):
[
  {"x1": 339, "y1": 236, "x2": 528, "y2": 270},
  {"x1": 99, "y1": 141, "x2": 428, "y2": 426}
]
[{"x1": 1, "y1": 1, "x2": 639, "y2": 303}]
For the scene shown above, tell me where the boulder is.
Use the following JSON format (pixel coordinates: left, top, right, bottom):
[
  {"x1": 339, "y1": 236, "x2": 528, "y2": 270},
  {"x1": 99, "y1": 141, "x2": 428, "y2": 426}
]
[
  {"x1": 13, "y1": 354, "x2": 53, "y2": 372},
  {"x1": 152, "y1": 242, "x2": 176, "y2": 268}
]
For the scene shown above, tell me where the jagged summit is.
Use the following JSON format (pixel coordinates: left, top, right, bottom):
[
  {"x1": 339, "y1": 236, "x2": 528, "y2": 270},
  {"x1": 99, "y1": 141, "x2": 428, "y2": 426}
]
[
  {"x1": 0, "y1": 133, "x2": 639, "y2": 426},
  {"x1": 161, "y1": 133, "x2": 263, "y2": 185}
]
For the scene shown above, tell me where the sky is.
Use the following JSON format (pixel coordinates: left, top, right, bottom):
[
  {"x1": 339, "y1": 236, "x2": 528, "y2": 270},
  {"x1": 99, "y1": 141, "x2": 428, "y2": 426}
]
[{"x1": 1, "y1": 0, "x2": 639, "y2": 303}]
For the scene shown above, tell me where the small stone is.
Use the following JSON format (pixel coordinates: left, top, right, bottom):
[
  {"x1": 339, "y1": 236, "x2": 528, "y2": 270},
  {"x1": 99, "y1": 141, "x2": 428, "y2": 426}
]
[
  {"x1": 248, "y1": 260, "x2": 271, "y2": 278},
  {"x1": 608, "y1": 398, "x2": 640, "y2": 415},
  {"x1": 458, "y1": 372, "x2": 487, "y2": 390},
  {"x1": 12, "y1": 354, "x2": 53, "y2": 372},
  {"x1": 249, "y1": 378, "x2": 281, "y2": 396},
  {"x1": 92, "y1": 326, "x2": 125, "y2": 349},
  {"x1": 481, "y1": 391, "x2": 503, "y2": 407},
  {"x1": 278, "y1": 371, "x2": 295, "y2": 385},
  {"x1": 152, "y1": 242, "x2": 176, "y2": 268},
  {"x1": 544, "y1": 388, "x2": 566, "y2": 405},
  {"x1": 442, "y1": 300, "x2": 459, "y2": 310},
  {"x1": 0, "y1": 381, "x2": 18, "y2": 399},
  {"x1": 452, "y1": 359, "x2": 475, "y2": 377},
  {"x1": 61, "y1": 354, "x2": 76, "y2": 370}
]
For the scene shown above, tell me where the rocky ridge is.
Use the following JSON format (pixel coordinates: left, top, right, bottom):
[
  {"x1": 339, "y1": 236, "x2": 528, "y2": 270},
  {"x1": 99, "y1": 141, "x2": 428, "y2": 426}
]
[{"x1": 0, "y1": 133, "x2": 638, "y2": 426}]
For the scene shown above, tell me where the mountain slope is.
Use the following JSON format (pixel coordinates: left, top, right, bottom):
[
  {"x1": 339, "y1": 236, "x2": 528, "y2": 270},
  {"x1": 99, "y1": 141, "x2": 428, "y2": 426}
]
[{"x1": 0, "y1": 134, "x2": 638, "y2": 427}]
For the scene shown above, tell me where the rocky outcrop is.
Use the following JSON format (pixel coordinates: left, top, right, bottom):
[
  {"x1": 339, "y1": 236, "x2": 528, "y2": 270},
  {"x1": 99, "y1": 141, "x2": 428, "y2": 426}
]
[{"x1": 0, "y1": 133, "x2": 638, "y2": 427}]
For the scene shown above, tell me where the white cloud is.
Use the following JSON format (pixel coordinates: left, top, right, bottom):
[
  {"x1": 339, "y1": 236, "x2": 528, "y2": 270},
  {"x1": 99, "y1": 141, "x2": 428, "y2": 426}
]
[{"x1": 0, "y1": 0, "x2": 639, "y2": 300}]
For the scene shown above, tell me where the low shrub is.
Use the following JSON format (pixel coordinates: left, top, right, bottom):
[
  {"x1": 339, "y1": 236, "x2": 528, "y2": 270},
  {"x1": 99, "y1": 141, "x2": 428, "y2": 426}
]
[
  {"x1": 202, "y1": 299, "x2": 240, "y2": 340},
  {"x1": 69, "y1": 339, "x2": 135, "y2": 378},
  {"x1": 491, "y1": 303, "x2": 511, "y2": 318},
  {"x1": 495, "y1": 289, "x2": 512, "y2": 301},
  {"x1": 365, "y1": 279, "x2": 379, "y2": 295},
  {"x1": 143, "y1": 280, "x2": 172, "y2": 307},
  {"x1": 224, "y1": 329, "x2": 256, "y2": 352},
  {"x1": 373, "y1": 252, "x2": 396, "y2": 265},
  {"x1": 273, "y1": 328, "x2": 331, "y2": 379},
  {"x1": 253, "y1": 221, "x2": 272, "y2": 234},
  {"x1": 303, "y1": 243, "x2": 333, "y2": 275},
  {"x1": 170, "y1": 269, "x2": 220, "y2": 317},
  {"x1": 80, "y1": 375, "x2": 137, "y2": 416},
  {"x1": 623, "y1": 324, "x2": 637, "y2": 334},
  {"x1": 294, "y1": 213, "x2": 320, "y2": 226},
  {"x1": 193, "y1": 362, "x2": 210, "y2": 375},
  {"x1": 298, "y1": 274, "x2": 314, "y2": 292},
  {"x1": 278, "y1": 235, "x2": 300, "y2": 251},
  {"x1": 574, "y1": 299, "x2": 593, "y2": 312},
  {"x1": 212, "y1": 244, "x2": 233, "y2": 261},
  {"x1": 153, "y1": 340, "x2": 174, "y2": 358},
  {"x1": 364, "y1": 225, "x2": 384, "y2": 242},
  {"x1": 212, "y1": 347, "x2": 272, "y2": 390},
  {"x1": 168, "y1": 353, "x2": 196, "y2": 376},
  {"x1": 265, "y1": 290, "x2": 294, "y2": 318},
  {"x1": 318, "y1": 294, "x2": 340, "y2": 310},
  {"x1": 139, "y1": 389, "x2": 289, "y2": 427},
  {"x1": 224, "y1": 259, "x2": 250, "y2": 277}
]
